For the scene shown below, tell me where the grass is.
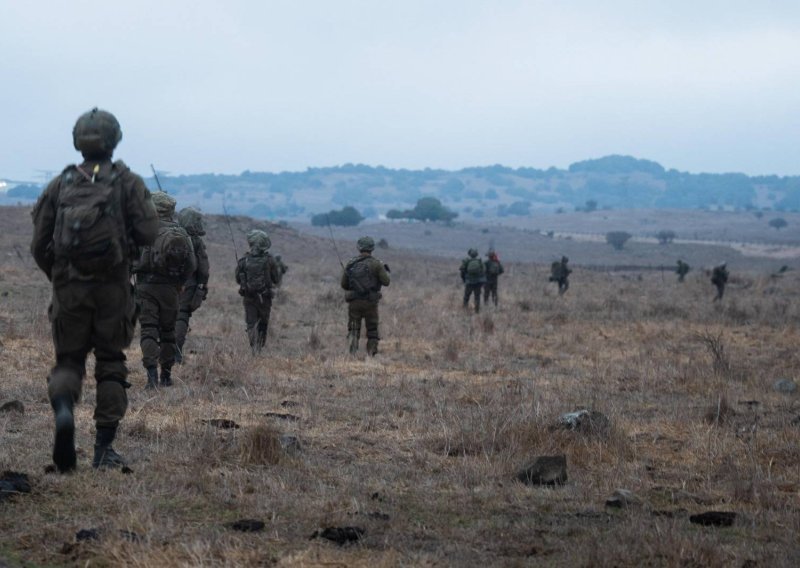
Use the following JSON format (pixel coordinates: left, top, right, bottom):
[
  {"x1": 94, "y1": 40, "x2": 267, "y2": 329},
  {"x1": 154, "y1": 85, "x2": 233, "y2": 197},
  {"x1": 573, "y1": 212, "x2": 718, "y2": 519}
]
[{"x1": 0, "y1": 206, "x2": 799, "y2": 566}]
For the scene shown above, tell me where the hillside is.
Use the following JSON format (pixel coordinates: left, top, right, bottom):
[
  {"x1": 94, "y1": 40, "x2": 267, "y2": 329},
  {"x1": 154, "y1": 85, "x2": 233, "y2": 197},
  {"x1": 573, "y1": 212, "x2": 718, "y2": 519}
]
[{"x1": 1, "y1": 207, "x2": 799, "y2": 566}]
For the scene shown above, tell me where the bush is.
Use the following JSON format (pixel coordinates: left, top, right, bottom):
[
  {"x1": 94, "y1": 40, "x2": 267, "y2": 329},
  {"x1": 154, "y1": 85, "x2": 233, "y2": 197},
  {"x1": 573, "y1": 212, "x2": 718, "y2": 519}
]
[
  {"x1": 606, "y1": 231, "x2": 632, "y2": 250},
  {"x1": 656, "y1": 229, "x2": 676, "y2": 244},
  {"x1": 386, "y1": 197, "x2": 457, "y2": 222},
  {"x1": 310, "y1": 206, "x2": 364, "y2": 227},
  {"x1": 769, "y1": 217, "x2": 788, "y2": 230}
]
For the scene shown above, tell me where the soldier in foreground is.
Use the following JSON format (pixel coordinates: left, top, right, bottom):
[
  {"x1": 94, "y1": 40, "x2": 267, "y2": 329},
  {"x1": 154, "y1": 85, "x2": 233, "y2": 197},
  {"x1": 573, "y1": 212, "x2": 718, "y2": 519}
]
[
  {"x1": 30, "y1": 108, "x2": 158, "y2": 472},
  {"x1": 460, "y1": 248, "x2": 485, "y2": 313},
  {"x1": 483, "y1": 250, "x2": 504, "y2": 307},
  {"x1": 340, "y1": 237, "x2": 390, "y2": 355},
  {"x1": 549, "y1": 256, "x2": 572, "y2": 295},
  {"x1": 134, "y1": 192, "x2": 196, "y2": 388},
  {"x1": 676, "y1": 259, "x2": 690, "y2": 282},
  {"x1": 235, "y1": 230, "x2": 282, "y2": 353},
  {"x1": 174, "y1": 207, "x2": 210, "y2": 363},
  {"x1": 711, "y1": 262, "x2": 729, "y2": 301}
]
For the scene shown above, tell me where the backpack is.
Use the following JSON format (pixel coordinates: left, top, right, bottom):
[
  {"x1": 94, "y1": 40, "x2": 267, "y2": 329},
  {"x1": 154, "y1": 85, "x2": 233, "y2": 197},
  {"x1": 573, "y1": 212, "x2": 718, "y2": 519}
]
[
  {"x1": 551, "y1": 261, "x2": 564, "y2": 279},
  {"x1": 150, "y1": 223, "x2": 193, "y2": 280},
  {"x1": 347, "y1": 257, "x2": 378, "y2": 298},
  {"x1": 466, "y1": 258, "x2": 483, "y2": 278},
  {"x1": 486, "y1": 260, "x2": 501, "y2": 276},
  {"x1": 52, "y1": 164, "x2": 127, "y2": 276},
  {"x1": 242, "y1": 254, "x2": 273, "y2": 295}
]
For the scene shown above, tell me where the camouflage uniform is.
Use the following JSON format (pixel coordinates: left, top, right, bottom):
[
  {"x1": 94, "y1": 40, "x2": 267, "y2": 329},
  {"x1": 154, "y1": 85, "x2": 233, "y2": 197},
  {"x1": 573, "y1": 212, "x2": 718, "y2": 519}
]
[
  {"x1": 134, "y1": 192, "x2": 196, "y2": 387},
  {"x1": 676, "y1": 259, "x2": 690, "y2": 283},
  {"x1": 340, "y1": 237, "x2": 390, "y2": 355},
  {"x1": 235, "y1": 230, "x2": 282, "y2": 353},
  {"x1": 711, "y1": 263, "x2": 729, "y2": 301},
  {"x1": 483, "y1": 251, "x2": 504, "y2": 307},
  {"x1": 549, "y1": 256, "x2": 572, "y2": 295},
  {"x1": 30, "y1": 108, "x2": 158, "y2": 472},
  {"x1": 460, "y1": 248, "x2": 485, "y2": 313},
  {"x1": 174, "y1": 208, "x2": 210, "y2": 362}
]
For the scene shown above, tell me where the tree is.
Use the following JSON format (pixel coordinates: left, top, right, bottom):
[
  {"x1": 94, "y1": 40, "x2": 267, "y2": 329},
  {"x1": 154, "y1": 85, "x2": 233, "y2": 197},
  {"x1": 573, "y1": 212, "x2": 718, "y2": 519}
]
[
  {"x1": 386, "y1": 197, "x2": 457, "y2": 222},
  {"x1": 310, "y1": 206, "x2": 364, "y2": 227},
  {"x1": 584, "y1": 199, "x2": 598, "y2": 212},
  {"x1": 656, "y1": 229, "x2": 676, "y2": 244},
  {"x1": 769, "y1": 217, "x2": 788, "y2": 230},
  {"x1": 606, "y1": 231, "x2": 632, "y2": 250}
]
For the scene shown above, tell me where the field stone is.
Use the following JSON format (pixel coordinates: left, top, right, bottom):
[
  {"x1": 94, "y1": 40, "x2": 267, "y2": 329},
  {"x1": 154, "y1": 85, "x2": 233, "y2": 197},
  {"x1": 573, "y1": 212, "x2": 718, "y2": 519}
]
[
  {"x1": 516, "y1": 455, "x2": 568, "y2": 486},
  {"x1": 201, "y1": 419, "x2": 240, "y2": 429},
  {"x1": 689, "y1": 511, "x2": 737, "y2": 527},
  {"x1": 75, "y1": 528, "x2": 100, "y2": 542},
  {"x1": 0, "y1": 400, "x2": 24, "y2": 414},
  {"x1": 311, "y1": 526, "x2": 365, "y2": 545},
  {"x1": 0, "y1": 471, "x2": 31, "y2": 500},
  {"x1": 279, "y1": 435, "x2": 301, "y2": 454},
  {"x1": 605, "y1": 489, "x2": 642, "y2": 509},
  {"x1": 228, "y1": 519, "x2": 265, "y2": 532},
  {"x1": 772, "y1": 379, "x2": 797, "y2": 394},
  {"x1": 559, "y1": 409, "x2": 611, "y2": 436}
]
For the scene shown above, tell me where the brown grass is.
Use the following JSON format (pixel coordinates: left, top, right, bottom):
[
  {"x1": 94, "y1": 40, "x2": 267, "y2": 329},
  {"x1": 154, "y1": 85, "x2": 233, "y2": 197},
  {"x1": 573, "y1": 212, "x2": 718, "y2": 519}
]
[{"x1": 0, "y1": 206, "x2": 799, "y2": 566}]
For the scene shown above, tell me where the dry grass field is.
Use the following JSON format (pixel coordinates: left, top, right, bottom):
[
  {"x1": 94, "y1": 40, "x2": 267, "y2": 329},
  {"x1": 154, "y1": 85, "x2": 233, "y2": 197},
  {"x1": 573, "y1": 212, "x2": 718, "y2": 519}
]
[{"x1": 1, "y1": 205, "x2": 799, "y2": 567}]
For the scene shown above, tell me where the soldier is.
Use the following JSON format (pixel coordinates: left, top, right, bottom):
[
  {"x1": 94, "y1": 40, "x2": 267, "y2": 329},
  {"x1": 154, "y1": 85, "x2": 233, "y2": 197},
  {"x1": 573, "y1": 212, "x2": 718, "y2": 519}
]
[
  {"x1": 235, "y1": 230, "x2": 282, "y2": 353},
  {"x1": 676, "y1": 259, "x2": 690, "y2": 282},
  {"x1": 711, "y1": 262, "x2": 729, "y2": 301},
  {"x1": 340, "y1": 236, "x2": 390, "y2": 355},
  {"x1": 30, "y1": 108, "x2": 158, "y2": 472},
  {"x1": 460, "y1": 248, "x2": 485, "y2": 313},
  {"x1": 549, "y1": 256, "x2": 572, "y2": 295},
  {"x1": 134, "y1": 192, "x2": 196, "y2": 388},
  {"x1": 174, "y1": 207, "x2": 210, "y2": 363},
  {"x1": 483, "y1": 250, "x2": 504, "y2": 307},
  {"x1": 274, "y1": 254, "x2": 289, "y2": 285}
]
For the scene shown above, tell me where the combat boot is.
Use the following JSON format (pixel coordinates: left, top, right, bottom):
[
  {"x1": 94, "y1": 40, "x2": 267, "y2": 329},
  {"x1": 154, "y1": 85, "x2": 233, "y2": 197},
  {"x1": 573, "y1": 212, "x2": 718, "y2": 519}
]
[
  {"x1": 51, "y1": 394, "x2": 76, "y2": 473},
  {"x1": 145, "y1": 367, "x2": 158, "y2": 389},
  {"x1": 92, "y1": 426, "x2": 126, "y2": 470},
  {"x1": 160, "y1": 366, "x2": 173, "y2": 387},
  {"x1": 366, "y1": 338, "x2": 379, "y2": 357}
]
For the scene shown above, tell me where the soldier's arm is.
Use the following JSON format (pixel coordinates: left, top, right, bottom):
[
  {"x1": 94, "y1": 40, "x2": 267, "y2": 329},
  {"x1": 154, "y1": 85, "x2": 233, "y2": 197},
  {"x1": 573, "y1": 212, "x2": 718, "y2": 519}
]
[
  {"x1": 374, "y1": 259, "x2": 390, "y2": 286},
  {"x1": 195, "y1": 238, "x2": 210, "y2": 286},
  {"x1": 30, "y1": 178, "x2": 60, "y2": 279},
  {"x1": 340, "y1": 265, "x2": 350, "y2": 290},
  {"x1": 124, "y1": 173, "x2": 158, "y2": 247},
  {"x1": 498, "y1": 262, "x2": 505, "y2": 275},
  {"x1": 235, "y1": 258, "x2": 245, "y2": 285},
  {"x1": 182, "y1": 237, "x2": 197, "y2": 283},
  {"x1": 269, "y1": 257, "x2": 282, "y2": 286}
]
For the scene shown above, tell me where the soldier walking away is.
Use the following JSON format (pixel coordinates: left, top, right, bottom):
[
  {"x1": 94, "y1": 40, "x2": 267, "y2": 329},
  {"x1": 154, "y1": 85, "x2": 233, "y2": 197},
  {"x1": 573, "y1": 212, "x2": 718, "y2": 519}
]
[
  {"x1": 30, "y1": 108, "x2": 158, "y2": 472},
  {"x1": 549, "y1": 256, "x2": 572, "y2": 295},
  {"x1": 460, "y1": 248, "x2": 485, "y2": 313},
  {"x1": 483, "y1": 250, "x2": 504, "y2": 307},
  {"x1": 174, "y1": 207, "x2": 210, "y2": 363},
  {"x1": 274, "y1": 254, "x2": 289, "y2": 285},
  {"x1": 235, "y1": 230, "x2": 282, "y2": 353},
  {"x1": 711, "y1": 262, "x2": 729, "y2": 301},
  {"x1": 676, "y1": 259, "x2": 690, "y2": 283},
  {"x1": 134, "y1": 192, "x2": 196, "y2": 388},
  {"x1": 340, "y1": 237, "x2": 390, "y2": 356}
]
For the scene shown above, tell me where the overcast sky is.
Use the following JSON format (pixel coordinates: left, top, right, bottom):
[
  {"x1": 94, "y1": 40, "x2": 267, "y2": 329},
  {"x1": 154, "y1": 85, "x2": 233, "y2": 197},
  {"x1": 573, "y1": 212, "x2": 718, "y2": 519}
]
[{"x1": 1, "y1": 0, "x2": 799, "y2": 182}]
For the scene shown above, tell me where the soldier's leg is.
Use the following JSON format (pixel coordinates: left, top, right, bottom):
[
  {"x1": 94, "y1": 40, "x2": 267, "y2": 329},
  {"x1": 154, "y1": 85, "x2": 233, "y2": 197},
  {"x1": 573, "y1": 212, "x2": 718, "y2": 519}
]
[
  {"x1": 347, "y1": 302, "x2": 361, "y2": 354},
  {"x1": 137, "y1": 286, "x2": 161, "y2": 384},
  {"x1": 474, "y1": 284, "x2": 481, "y2": 313},
  {"x1": 365, "y1": 303, "x2": 380, "y2": 356},
  {"x1": 157, "y1": 286, "x2": 179, "y2": 384},
  {"x1": 174, "y1": 286, "x2": 195, "y2": 363},
  {"x1": 463, "y1": 285, "x2": 470, "y2": 308},
  {"x1": 255, "y1": 298, "x2": 272, "y2": 352},
  {"x1": 243, "y1": 297, "x2": 259, "y2": 353}
]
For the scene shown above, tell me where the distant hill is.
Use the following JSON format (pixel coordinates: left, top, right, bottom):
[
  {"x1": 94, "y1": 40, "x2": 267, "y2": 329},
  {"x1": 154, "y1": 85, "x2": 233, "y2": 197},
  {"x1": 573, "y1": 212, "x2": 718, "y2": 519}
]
[{"x1": 5, "y1": 155, "x2": 800, "y2": 220}]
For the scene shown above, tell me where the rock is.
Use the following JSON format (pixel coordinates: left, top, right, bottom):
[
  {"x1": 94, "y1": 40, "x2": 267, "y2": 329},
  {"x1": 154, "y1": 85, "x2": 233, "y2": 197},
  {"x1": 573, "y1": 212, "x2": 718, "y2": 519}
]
[
  {"x1": 773, "y1": 379, "x2": 797, "y2": 394},
  {"x1": 516, "y1": 455, "x2": 568, "y2": 486},
  {"x1": 75, "y1": 528, "x2": 100, "y2": 542},
  {"x1": 559, "y1": 409, "x2": 611, "y2": 436},
  {"x1": 689, "y1": 511, "x2": 737, "y2": 527},
  {"x1": 311, "y1": 526, "x2": 365, "y2": 545},
  {"x1": 605, "y1": 489, "x2": 642, "y2": 509},
  {"x1": 279, "y1": 435, "x2": 301, "y2": 454},
  {"x1": 0, "y1": 471, "x2": 31, "y2": 500},
  {"x1": 280, "y1": 400, "x2": 300, "y2": 408},
  {"x1": 201, "y1": 419, "x2": 240, "y2": 429},
  {"x1": 0, "y1": 400, "x2": 24, "y2": 414},
  {"x1": 264, "y1": 412, "x2": 300, "y2": 421},
  {"x1": 228, "y1": 519, "x2": 265, "y2": 532}
]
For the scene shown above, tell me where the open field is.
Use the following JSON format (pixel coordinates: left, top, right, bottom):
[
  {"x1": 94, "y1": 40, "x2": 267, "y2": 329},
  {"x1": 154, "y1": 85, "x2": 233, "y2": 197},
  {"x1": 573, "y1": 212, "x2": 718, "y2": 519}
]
[{"x1": 1, "y1": 206, "x2": 799, "y2": 566}]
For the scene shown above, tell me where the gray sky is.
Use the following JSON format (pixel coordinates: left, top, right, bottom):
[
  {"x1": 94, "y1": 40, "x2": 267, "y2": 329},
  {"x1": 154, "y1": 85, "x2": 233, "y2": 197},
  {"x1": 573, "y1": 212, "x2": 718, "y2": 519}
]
[{"x1": 2, "y1": 0, "x2": 799, "y2": 181}]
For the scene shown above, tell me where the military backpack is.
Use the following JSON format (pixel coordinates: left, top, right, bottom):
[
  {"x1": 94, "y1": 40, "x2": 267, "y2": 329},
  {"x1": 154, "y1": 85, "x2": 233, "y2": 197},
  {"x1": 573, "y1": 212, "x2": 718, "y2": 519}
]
[
  {"x1": 147, "y1": 223, "x2": 193, "y2": 280},
  {"x1": 52, "y1": 162, "x2": 127, "y2": 277},
  {"x1": 465, "y1": 257, "x2": 483, "y2": 278},
  {"x1": 486, "y1": 260, "x2": 501, "y2": 276},
  {"x1": 241, "y1": 254, "x2": 273, "y2": 296},
  {"x1": 347, "y1": 257, "x2": 378, "y2": 299}
]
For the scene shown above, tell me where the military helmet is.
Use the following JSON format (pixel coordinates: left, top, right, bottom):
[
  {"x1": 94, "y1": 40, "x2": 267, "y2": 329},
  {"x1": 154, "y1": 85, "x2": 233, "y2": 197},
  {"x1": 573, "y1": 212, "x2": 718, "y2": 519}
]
[
  {"x1": 562, "y1": 256, "x2": 569, "y2": 263},
  {"x1": 468, "y1": 248, "x2": 478, "y2": 258},
  {"x1": 72, "y1": 108, "x2": 122, "y2": 156},
  {"x1": 151, "y1": 191, "x2": 176, "y2": 217},
  {"x1": 247, "y1": 229, "x2": 271, "y2": 250},
  {"x1": 357, "y1": 236, "x2": 375, "y2": 252},
  {"x1": 177, "y1": 207, "x2": 205, "y2": 236}
]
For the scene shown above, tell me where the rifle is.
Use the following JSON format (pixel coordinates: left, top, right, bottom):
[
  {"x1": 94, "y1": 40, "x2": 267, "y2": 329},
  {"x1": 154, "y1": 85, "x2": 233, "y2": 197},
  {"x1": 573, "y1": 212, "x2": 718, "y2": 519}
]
[
  {"x1": 222, "y1": 194, "x2": 239, "y2": 262},
  {"x1": 150, "y1": 164, "x2": 164, "y2": 192},
  {"x1": 326, "y1": 215, "x2": 344, "y2": 270}
]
